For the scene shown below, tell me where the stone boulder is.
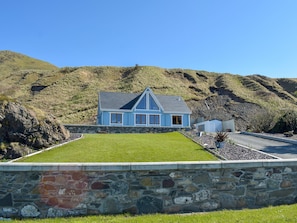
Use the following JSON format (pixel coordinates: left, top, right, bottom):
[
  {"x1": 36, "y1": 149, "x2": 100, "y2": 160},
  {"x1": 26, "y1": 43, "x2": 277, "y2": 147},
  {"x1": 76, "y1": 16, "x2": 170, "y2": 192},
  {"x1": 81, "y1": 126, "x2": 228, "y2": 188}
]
[{"x1": 0, "y1": 100, "x2": 70, "y2": 159}]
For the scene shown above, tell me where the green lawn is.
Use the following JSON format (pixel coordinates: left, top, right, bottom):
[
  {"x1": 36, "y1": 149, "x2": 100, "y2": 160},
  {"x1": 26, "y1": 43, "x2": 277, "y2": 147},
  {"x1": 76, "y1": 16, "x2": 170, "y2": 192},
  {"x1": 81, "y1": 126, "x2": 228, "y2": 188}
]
[
  {"x1": 10, "y1": 204, "x2": 297, "y2": 222},
  {"x1": 18, "y1": 132, "x2": 217, "y2": 162}
]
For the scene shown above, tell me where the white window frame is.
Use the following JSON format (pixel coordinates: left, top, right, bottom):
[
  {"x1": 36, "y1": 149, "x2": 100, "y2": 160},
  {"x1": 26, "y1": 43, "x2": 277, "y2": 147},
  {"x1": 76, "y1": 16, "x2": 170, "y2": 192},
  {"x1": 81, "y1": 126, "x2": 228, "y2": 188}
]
[
  {"x1": 148, "y1": 94, "x2": 159, "y2": 110},
  {"x1": 171, "y1": 114, "x2": 183, "y2": 126},
  {"x1": 135, "y1": 114, "x2": 147, "y2": 126},
  {"x1": 149, "y1": 114, "x2": 160, "y2": 126},
  {"x1": 135, "y1": 92, "x2": 161, "y2": 112},
  {"x1": 110, "y1": 112, "x2": 123, "y2": 125},
  {"x1": 136, "y1": 95, "x2": 147, "y2": 110}
]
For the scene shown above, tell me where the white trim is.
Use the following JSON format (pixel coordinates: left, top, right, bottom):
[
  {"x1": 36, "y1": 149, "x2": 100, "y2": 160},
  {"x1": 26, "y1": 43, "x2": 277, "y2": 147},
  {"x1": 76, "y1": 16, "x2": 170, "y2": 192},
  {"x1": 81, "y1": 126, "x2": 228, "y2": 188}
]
[
  {"x1": 188, "y1": 115, "x2": 191, "y2": 128},
  {"x1": 132, "y1": 90, "x2": 147, "y2": 111},
  {"x1": 135, "y1": 113, "x2": 147, "y2": 126},
  {"x1": 163, "y1": 111, "x2": 191, "y2": 114},
  {"x1": 171, "y1": 114, "x2": 183, "y2": 127},
  {"x1": 135, "y1": 94, "x2": 147, "y2": 110},
  {"x1": 101, "y1": 108, "x2": 131, "y2": 112},
  {"x1": 134, "y1": 113, "x2": 161, "y2": 126},
  {"x1": 132, "y1": 87, "x2": 163, "y2": 112},
  {"x1": 148, "y1": 93, "x2": 162, "y2": 111},
  {"x1": 148, "y1": 114, "x2": 161, "y2": 126}
]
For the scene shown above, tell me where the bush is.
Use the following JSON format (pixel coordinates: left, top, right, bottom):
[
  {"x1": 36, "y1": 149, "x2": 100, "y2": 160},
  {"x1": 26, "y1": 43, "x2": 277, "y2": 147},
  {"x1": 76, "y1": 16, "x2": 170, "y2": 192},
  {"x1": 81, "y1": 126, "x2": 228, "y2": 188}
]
[
  {"x1": 60, "y1": 67, "x2": 78, "y2": 74},
  {"x1": 272, "y1": 109, "x2": 297, "y2": 133},
  {"x1": 215, "y1": 131, "x2": 228, "y2": 142},
  {"x1": 284, "y1": 131, "x2": 294, "y2": 137},
  {"x1": 249, "y1": 110, "x2": 278, "y2": 133}
]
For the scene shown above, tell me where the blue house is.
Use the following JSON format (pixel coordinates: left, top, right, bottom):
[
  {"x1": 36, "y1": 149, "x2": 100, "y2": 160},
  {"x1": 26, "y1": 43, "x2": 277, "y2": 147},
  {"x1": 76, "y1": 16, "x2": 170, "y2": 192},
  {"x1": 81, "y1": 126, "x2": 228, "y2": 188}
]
[{"x1": 97, "y1": 87, "x2": 191, "y2": 128}]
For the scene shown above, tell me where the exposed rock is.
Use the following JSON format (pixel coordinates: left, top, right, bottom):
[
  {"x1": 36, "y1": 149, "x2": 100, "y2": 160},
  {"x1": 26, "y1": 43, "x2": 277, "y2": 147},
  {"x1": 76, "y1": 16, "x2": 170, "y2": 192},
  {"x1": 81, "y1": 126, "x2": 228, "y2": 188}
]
[
  {"x1": 0, "y1": 194, "x2": 13, "y2": 207},
  {"x1": 199, "y1": 200, "x2": 220, "y2": 211},
  {"x1": 20, "y1": 205, "x2": 40, "y2": 218},
  {"x1": 0, "y1": 207, "x2": 18, "y2": 218},
  {"x1": 162, "y1": 179, "x2": 175, "y2": 188},
  {"x1": 137, "y1": 196, "x2": 163, "y2": 214},
  {"x1": 189, "y1": 95, "x2": 265, "y2": 131},
  {"x1": 111, "y1": 181, "x2": 129, "y2": 195},
  {"x1": 0, "y1": 100, "x2": 70, "y2": 159},
  {"x1": 100, "y1": 198, "x2": 121, "y2": 214},
  {"x1": 0, "y1": 142, "x2": 33, "y2": 159},
  {"x1": 174, "y1": 196, "x2": 193, "y2": 205},
  {"x1": 194, "y1": 189, "x2": 211, "y2": 202},
  {"x1": 47, "y1": 207, "x2": 87, "y2": 218}
]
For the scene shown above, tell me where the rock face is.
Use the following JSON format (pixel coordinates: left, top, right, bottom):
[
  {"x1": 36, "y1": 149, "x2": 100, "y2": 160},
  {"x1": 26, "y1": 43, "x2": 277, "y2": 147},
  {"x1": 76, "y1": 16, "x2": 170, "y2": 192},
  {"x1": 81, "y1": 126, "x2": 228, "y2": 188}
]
[
  {"x1": 0, "y1": 101, "x2": 70, "y2": 159},
  {"x1": 188, "y1": 95, "x2": 265, "y2": 131}
]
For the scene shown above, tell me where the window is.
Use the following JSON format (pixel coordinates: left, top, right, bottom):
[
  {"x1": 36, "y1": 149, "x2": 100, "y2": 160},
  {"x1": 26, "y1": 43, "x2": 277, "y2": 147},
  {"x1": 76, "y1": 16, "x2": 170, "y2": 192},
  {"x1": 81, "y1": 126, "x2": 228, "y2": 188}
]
[
  {"x1": 172, "y1": 115, "x2": 182, "y2": 125},
  {"x1": 136, "y1": 93, "x2": 160, "y2": 110},
  {"x1": 111, "y1": 113, "x2": 122, "y2": 124},
  {"x1": 197, "y1": 124, "x2": 205, "y2": 132},
  {"x1": 136, "y1": 96, "x2": 146, "y2": 109},
  {"x1": 149, "y1": 115, "x2": 160, "y2": 125},
  {"x1": 149, "y1": 95, "x2": 159, "y2": 110},
  {"x1": 136, "y1": 114, "x2": 146, "y2": 125}
]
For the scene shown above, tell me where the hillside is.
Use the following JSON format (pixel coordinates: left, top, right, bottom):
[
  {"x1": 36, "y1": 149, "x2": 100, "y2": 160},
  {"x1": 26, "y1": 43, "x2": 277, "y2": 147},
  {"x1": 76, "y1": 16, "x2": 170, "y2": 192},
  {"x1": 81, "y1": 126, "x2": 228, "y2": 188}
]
[
  {"x1": 0, "y1": 50, "x2": 57, "y2": 75},
  {"x1": 0, "y1": 51, "x2": 296, "y2": 130}
]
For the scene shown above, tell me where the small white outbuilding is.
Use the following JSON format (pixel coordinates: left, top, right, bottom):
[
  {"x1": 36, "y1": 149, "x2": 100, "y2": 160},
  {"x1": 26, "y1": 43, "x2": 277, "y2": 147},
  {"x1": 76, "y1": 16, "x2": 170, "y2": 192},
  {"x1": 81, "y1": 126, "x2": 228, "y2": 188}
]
[{"x1": 196, "y1": 119, "x2": 235, "y2": 132}]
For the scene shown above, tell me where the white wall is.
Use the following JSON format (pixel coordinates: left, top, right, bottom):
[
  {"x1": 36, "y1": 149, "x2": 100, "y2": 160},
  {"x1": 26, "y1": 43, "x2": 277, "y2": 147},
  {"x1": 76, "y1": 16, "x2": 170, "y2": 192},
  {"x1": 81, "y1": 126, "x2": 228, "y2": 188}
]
[{"x1": 196, "y1": 120, "x2": 222, "y2": 132}]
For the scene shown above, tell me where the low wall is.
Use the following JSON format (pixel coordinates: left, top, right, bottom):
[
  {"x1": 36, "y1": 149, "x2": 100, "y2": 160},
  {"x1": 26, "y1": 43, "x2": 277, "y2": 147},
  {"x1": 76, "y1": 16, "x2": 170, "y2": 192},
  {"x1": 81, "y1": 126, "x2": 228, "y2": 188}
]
[
  {"x1": 64, "y1": 124, "x2": 187, "y2": 133},
  {"x1": 1, "y1": 160, "x2": 297, "y2": 218}
]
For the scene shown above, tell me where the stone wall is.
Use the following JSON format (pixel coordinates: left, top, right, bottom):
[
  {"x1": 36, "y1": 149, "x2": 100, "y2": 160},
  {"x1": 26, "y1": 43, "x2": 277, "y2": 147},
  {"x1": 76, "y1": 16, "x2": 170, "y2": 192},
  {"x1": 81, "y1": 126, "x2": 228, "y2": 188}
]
[
  {"x1": 1, "y1": 160, "x2": 297, "y2": 218},
  {"x1": 64, "y1": 124, "x2": 188, "y2": 133}
]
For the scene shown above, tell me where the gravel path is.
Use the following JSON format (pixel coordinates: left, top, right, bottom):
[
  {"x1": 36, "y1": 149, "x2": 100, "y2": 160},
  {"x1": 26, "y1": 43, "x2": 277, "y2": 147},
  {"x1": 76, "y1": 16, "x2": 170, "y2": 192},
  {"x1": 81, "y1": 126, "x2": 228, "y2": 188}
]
[{"x1": 183, "y1": 131, "x2": 277, "y2": 160}]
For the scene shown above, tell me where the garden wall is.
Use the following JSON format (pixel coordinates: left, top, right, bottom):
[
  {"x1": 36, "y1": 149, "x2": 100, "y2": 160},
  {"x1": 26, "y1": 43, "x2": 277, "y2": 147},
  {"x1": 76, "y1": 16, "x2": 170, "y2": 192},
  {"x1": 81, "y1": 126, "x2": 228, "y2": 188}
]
[
  {"x1": 1, "y1": 160, "x2": 297, "y2": 218},
  {"x1": 64, "y1": 124, "x2": 188, "y2": 133}
]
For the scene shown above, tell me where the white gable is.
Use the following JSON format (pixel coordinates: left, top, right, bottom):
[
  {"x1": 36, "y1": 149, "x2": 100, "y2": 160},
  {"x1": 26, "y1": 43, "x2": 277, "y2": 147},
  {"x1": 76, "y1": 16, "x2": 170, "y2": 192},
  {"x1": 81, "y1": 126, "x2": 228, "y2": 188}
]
[{"x1": 133, "y1": 87, "x2": 164, "y2": 111}]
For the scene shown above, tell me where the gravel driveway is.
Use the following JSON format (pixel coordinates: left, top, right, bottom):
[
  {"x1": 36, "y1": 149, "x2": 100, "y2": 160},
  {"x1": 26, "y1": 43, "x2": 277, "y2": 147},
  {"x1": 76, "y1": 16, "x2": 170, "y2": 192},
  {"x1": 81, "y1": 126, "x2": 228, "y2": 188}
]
[{"x1": 183, "y1": 131, "x2": 277, "y2": 160}]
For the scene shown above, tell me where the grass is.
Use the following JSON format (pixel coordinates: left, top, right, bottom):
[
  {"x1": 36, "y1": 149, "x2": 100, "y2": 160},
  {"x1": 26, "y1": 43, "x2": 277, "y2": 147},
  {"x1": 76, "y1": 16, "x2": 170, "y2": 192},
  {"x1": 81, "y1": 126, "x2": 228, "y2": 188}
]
[
  {"x1": 9, "y1": 204, "x2": 297, "y2": 222},
  {"x1": 18, "y1": 132, "x2": 217, "y2": 162},
  {"x1": 1, "y1": 50, "x2": 297, "y2": 124}
]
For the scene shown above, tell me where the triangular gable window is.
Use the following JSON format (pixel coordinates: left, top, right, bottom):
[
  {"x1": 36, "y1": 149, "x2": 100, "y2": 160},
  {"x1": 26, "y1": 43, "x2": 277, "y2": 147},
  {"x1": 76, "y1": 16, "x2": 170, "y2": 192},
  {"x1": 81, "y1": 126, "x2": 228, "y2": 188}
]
[
  {"x1": 149, "y1": 94, "x2": 159, "y2": 110},
  {"x1": 134, "y1": 87, "x2": 162, "y2": 111},
  {"x1": 136, "y1": 96, "x2": 146, "y2": 109}
]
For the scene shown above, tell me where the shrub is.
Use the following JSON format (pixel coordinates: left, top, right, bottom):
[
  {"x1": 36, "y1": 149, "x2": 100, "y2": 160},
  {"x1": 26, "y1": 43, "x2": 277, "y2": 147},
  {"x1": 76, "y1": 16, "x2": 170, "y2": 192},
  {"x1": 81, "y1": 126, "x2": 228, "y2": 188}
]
[
  {"x1": 60, "y1": 67, "x2": 78, "y2": 74},
  {"x1": 249, "y1": 110, "x2": 278, "y2": 133},
  {"x1": 272, "y1": 109, "x2": 297, "y2": 133},
  {"x1": 284, "y1": 131, "x2": 294, "y2": 137},
  {"x1": 215, "y1": 131, "x2": 228, "y2": 142}
]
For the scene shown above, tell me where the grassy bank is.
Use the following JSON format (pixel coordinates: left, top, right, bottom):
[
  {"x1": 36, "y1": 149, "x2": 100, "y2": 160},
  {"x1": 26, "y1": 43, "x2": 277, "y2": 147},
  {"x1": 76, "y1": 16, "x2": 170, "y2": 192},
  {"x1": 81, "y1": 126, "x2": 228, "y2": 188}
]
[{"x1": 18, "y1": 132, "x2": 217, "y2": 162}]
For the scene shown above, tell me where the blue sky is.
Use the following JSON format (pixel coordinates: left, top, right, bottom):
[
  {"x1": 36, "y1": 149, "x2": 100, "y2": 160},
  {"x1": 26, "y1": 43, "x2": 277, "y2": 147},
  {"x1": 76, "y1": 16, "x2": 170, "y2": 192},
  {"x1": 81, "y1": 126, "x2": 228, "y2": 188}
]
[{"x1": 1, "y1": 0, "x2": 296, "y2": 78}]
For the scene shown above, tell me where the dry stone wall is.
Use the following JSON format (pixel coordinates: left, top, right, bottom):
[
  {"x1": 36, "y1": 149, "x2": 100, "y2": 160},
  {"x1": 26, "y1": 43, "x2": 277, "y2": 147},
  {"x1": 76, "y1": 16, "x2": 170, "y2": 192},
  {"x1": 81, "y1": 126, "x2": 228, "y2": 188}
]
[
  {"x1": 64, "y1": 124, "x2": 187, "y2": 133},
  {"x1": 1, "y1": 160, "x2": 297, "y2": 218}
]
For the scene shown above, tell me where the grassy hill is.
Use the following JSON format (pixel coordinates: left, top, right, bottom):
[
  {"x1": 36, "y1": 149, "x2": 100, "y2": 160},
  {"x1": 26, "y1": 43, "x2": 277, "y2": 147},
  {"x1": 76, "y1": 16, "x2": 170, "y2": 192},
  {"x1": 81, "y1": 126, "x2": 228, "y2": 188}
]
[
  {"x1": 0, "y1": 50, "x2": 296, "y2": 130},
  {"x1": 0, "y1": 50, "x2": 57, "y2": 75}
]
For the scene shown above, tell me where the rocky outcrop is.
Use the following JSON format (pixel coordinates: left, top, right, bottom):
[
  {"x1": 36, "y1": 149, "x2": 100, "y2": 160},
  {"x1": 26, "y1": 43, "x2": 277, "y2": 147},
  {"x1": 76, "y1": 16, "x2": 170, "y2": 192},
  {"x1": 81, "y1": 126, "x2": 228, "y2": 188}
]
[
  {"x1": 188, "y1": 95, "x2": 265, "y2": 131},
  {"x1": 0, "y1": 100, "x2": 70, "y2": 160}
]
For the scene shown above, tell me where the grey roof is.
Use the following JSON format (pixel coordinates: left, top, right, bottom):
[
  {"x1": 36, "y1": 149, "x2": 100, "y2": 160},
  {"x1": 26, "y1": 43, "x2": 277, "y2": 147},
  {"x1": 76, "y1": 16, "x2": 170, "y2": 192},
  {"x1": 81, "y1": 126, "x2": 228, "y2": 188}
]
[
  {"x1": 156, "y1": 94, "x2": 191, "y2": 113},
  {"x1": 99, "y1": 91, "x2": 191, "y2": 114}
]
